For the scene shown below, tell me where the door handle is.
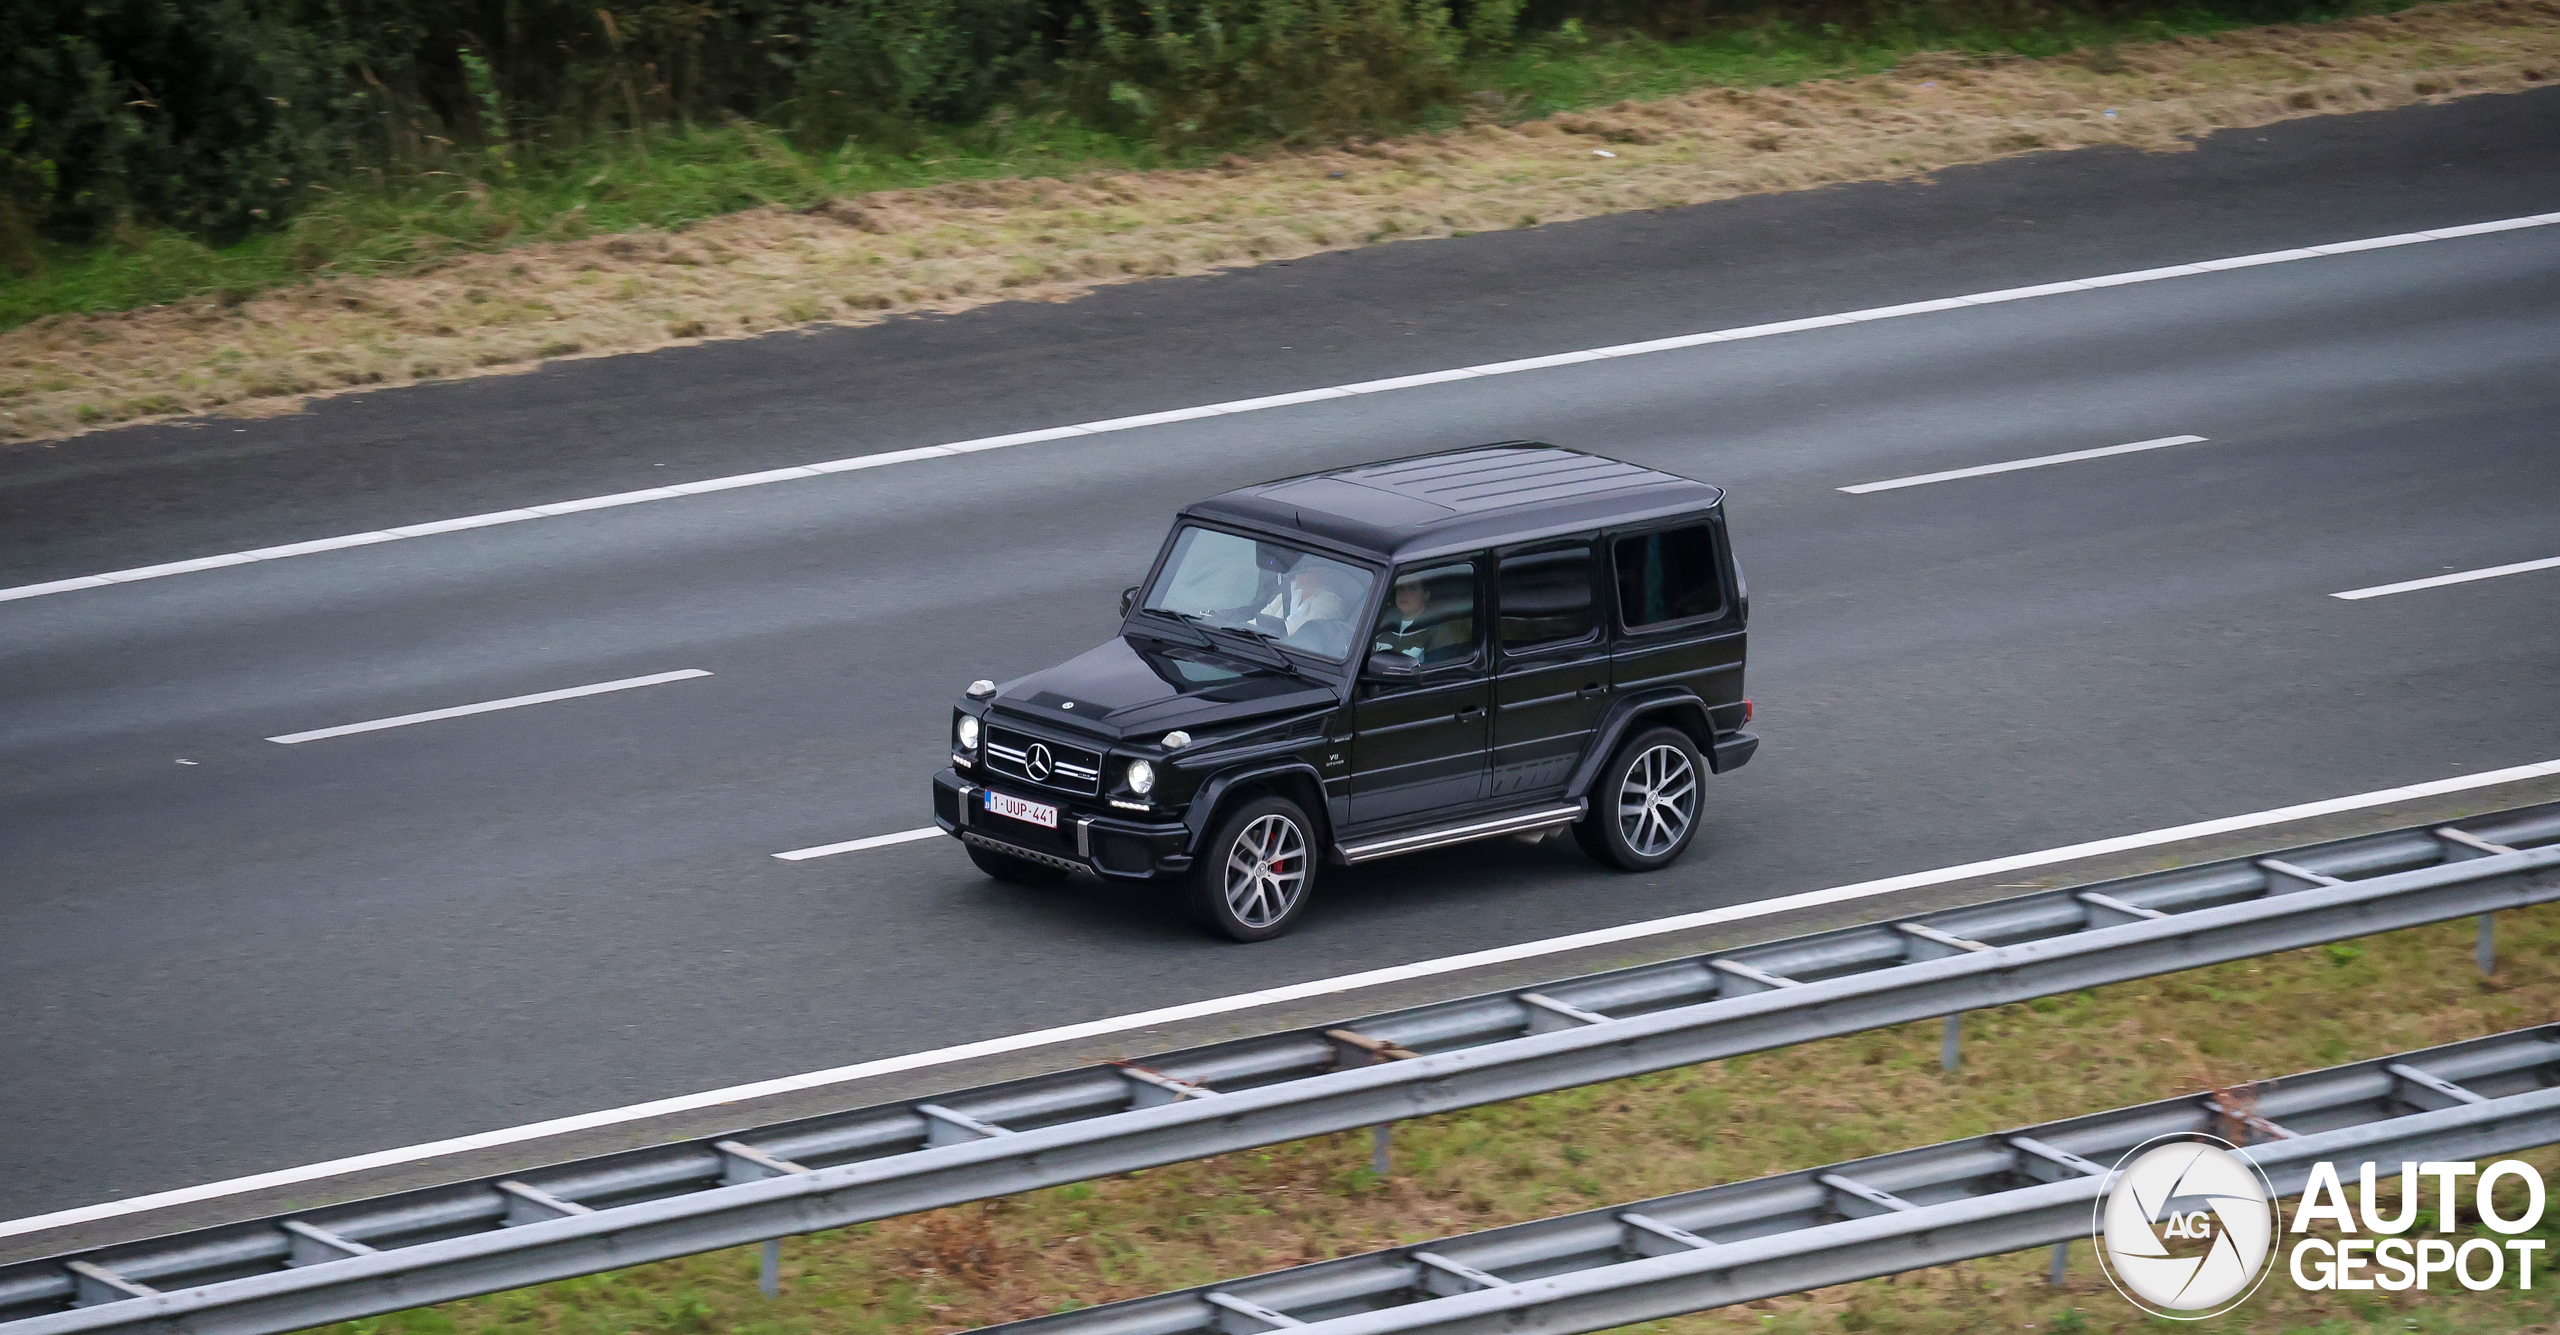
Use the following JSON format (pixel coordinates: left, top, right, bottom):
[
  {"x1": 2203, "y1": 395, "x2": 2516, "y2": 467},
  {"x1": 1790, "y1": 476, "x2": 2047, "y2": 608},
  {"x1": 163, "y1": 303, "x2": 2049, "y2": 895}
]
[
  {"x1": 1578, "y1": 683, "x2": 1608, "y2": 699},
  {"x1": 1455, "y1": 705, "x2": 1487, "y2": 722}
]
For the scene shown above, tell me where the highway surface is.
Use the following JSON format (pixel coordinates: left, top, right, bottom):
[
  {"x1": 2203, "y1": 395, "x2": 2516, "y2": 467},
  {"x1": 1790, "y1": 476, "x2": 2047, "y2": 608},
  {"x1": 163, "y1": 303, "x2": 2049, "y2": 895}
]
[{"x1": 3, "y1": 88, "x2": 2557, "y2": 1247}]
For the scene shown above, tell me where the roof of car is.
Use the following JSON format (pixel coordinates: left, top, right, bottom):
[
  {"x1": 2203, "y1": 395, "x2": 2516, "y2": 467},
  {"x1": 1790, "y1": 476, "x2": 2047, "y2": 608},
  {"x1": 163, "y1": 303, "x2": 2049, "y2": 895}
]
[{"x1": 1184, "y1": 443, "x2": 1724, "y2": 564}]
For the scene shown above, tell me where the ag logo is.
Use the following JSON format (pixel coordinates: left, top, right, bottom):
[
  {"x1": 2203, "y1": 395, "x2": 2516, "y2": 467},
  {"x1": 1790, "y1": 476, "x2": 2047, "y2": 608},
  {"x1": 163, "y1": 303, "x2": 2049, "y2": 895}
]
[{"x1": 2096, "y1": 1136, "x2": 2277, "y2": 1318}]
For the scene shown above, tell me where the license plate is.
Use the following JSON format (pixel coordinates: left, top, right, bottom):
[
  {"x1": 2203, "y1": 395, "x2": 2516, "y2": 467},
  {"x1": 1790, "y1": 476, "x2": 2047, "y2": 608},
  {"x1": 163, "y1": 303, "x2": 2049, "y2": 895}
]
[{"x1": 985, "y1": 790, "x2": 1058, "y2": 829}]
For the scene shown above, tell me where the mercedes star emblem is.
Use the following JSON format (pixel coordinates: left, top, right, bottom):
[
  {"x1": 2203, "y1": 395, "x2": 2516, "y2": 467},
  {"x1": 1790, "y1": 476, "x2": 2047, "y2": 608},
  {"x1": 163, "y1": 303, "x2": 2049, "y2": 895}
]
[{"x1": 1025, "y1": 743, "x2": 1054, "y2": 781}]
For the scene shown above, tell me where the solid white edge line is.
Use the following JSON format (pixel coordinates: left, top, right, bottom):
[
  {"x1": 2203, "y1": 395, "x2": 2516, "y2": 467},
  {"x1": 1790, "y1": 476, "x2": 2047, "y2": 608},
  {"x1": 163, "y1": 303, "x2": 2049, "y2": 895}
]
[
  {"x1": 2331, "y1": 555, "x2": 2560, "y2": 601},
  {"x1": 11, "y1": 754, "x2": 2556, "y2": 1243},
  {"x1": 1839, "y1": 435, "x2": 2209, "y2": 494},
  {"x1": 264, "y1": 670, "x2": 713, "y2": 744},
  {"x1": 773, "y1": 827, "x2": 943, "y2": 860},
  {"x1": 8, "y1": 213, "x2": 2557, "y2": 608}
]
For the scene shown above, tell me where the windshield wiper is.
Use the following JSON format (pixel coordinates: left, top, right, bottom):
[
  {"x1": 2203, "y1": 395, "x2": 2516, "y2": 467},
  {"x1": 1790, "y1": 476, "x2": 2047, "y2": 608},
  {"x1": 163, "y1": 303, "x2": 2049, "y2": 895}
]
[
  {"x1": 1133, "y1": 605, "x2": 1217, "y2": 650},
  {"x1": 1217, "y1": 623, "x2": 1312, "y2": 678},
  {"x1": 1139, "y1": 608, "x2": 1303, "y2": 677}
]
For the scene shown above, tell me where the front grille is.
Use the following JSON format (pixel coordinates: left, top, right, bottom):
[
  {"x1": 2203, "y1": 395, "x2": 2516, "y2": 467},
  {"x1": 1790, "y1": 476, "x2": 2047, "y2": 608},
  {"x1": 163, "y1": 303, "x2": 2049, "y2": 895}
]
[{"x1": 983, "y1": 724, "x2": 1104, "y2": 796}]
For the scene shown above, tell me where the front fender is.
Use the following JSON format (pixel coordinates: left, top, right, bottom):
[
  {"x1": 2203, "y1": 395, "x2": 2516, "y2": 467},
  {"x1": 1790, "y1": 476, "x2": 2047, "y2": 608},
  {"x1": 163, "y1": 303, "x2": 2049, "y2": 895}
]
[{"x1": 1184, "y1": 761, "x2": 1333, "y2": 856}]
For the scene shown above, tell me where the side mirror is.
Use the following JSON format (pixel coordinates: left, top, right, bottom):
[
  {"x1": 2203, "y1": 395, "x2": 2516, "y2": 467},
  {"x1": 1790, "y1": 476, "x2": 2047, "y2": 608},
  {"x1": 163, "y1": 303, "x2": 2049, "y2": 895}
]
[
  {"x1": 1364, "y1": 650, "x2": 1420, "y2": 680},
  {"x1": 1120, "y1": 585, "x2": 1141, "y2": 616}
]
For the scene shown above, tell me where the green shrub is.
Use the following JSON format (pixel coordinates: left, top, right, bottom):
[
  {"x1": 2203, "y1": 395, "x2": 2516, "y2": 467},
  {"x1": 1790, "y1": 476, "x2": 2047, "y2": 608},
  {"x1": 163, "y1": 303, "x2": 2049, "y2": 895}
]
[
  {"x1": 0, "y1": 0, "x2": 364, "y2": 255},
  {"x1": 797, "y1": 0, "x2": 1045, "y2": 139},
  {"x1": 1065, "y1": 0, "x2": 1468, "y2": 146}
]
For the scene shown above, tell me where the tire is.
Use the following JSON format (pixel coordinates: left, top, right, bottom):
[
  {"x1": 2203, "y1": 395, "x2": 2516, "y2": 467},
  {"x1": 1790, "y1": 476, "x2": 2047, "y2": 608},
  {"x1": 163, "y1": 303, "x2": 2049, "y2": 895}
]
[
  {"x1": 1574, "y1": 726, "x2": 1706, "y2": 872},
  {"x1": 967, "y1": 840, "x2": 1071, "y2": 886},
  {"x1": 1188, "y1": 794, "x2": 1319, "y2": 941}
]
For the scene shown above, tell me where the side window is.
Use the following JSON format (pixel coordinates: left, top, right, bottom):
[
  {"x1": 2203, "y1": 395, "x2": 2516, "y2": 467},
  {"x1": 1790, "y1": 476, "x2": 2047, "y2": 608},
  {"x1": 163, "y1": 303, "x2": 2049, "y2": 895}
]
[
  {"x1": 1613, "y1": 524, "x2": 1726, "y2": 629},
  {"x1": 1498, "y1": 542, "x2": 1596, "y2": 653},
  {"x1": 1371, "y1": 562, "x2": 1479, "y2": 668}
]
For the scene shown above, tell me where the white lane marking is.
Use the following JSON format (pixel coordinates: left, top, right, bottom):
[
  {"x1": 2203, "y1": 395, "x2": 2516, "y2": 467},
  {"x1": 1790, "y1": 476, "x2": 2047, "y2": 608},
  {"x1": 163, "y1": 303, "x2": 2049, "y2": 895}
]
[
  {"x1": 8, "y1": 754, "x2": 2557, "y2": 1242},
  {"x1": 1839, "y1": 434, "x2": 2209, "y2": 494},
  {"x1": 2332, "y1": 556, "x2": 2560, "y2": 601},
  {"x1": 774, "y1": 827, "x2": 943, "y2": 860},
  {"x1": 5, "y1": 212, "x2": 2556, "y2": 608},
  {"x1": 264, "y1": 670, "x2": 713, "y2": 744}
]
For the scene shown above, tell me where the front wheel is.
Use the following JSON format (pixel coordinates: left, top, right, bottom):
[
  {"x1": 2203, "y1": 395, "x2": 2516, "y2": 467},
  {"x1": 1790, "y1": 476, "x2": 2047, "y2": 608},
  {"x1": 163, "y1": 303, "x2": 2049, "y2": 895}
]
[
  {"x1": 1574, "y1": 726, "x2": 1706, "y2": 872},
  {"x1": 1188, "y1": 795, "x2": 1319, "y2": 941}
]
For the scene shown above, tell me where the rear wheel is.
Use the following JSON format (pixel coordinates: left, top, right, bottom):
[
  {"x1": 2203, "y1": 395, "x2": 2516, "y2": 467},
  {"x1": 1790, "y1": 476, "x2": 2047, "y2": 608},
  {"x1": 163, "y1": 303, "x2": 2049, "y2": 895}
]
[
  {"x1": 1189, "y1": 795, "x2": 1319, "y2": 941},
  {"x1": 967, "y1": 840, "x2": 1071, "y2": 886},
  {"x1": 1574, "y1": 726, "x2": 1705, "y2": 871}
]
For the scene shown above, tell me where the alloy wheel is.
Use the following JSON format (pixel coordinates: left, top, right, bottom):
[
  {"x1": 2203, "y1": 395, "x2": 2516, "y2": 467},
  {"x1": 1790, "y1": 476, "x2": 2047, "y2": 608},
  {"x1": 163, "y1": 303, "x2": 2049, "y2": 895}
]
[
  {"x1": 1224, "y1": 813, "x2": 1308, "y2": 929},
  {"x1": 1616, "y1": 743, "x2": 1698, "y2": 858}
]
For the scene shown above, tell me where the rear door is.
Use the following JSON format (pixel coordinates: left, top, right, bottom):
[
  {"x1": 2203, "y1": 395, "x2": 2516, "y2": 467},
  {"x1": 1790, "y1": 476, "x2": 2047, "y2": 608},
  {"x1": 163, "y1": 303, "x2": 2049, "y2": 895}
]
[
  {"x1": 1347, "y1": 558, "x2": 1490, "y2": 827},
  {"x1": 1489, "y1": 538, "x2": 1612, "y2": 801},
  {"x1": 1607, "y1": 516, "x2": 1745, "y2": 711}
]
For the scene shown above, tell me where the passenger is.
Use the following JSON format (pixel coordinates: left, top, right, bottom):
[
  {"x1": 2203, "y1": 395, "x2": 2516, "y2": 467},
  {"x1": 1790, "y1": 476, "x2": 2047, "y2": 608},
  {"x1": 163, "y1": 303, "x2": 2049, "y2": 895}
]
[{"x1": 1372, "y1": 576, "x2": 1466, "y2": 663}]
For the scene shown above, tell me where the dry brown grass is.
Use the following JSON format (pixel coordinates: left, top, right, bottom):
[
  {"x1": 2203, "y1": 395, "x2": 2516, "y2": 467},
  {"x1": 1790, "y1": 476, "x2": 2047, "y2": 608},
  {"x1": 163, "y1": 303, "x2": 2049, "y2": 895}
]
[
  {"x1": 325, "y1": 907, "x2": 2560, "y2": 1335},
  {"x1": 6, "y1": 0, "x2": 2555, "y2": 446}
]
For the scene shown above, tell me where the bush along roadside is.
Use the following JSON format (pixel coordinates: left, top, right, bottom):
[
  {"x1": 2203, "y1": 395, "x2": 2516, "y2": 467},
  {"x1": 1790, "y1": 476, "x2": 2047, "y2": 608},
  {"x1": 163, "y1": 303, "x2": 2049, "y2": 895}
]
[
  {"x1": 309, "y1": 904, "x2": 2560, "y2": 1335},
  {"x1": 4, "y1": 0, "x2": 2552, "y2": 442},
  {"x1": 1, "y1": 0, "x2": 2449, "y2": 329}
]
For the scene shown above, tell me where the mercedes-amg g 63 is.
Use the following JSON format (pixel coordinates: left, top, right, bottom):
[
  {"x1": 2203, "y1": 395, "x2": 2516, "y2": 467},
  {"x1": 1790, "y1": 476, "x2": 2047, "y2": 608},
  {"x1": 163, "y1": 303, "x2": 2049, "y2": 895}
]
[{"x1": 930, "y1": 443, "x2": 1755, "y2": 940}]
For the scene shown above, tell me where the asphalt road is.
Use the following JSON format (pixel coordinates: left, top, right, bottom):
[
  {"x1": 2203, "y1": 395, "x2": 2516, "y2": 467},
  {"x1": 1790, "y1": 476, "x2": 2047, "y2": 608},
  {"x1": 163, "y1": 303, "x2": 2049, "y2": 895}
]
[{"x1": 3, "y1": 89, "x2": 2557, "y2": 1236}]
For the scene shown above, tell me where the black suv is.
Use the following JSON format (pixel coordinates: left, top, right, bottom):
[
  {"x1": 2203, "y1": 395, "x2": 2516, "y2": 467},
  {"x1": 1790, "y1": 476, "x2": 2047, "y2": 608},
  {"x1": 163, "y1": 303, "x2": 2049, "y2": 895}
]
[{"x1": 930, "y1": 444, "x2": 1755, "y2": 940}]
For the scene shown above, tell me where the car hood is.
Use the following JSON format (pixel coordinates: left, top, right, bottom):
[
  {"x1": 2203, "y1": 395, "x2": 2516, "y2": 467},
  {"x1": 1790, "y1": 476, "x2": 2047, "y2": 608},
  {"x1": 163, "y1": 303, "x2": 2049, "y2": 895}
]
[{"x1": 989, "y1": 635, "x2": 1338, "y2": 741}]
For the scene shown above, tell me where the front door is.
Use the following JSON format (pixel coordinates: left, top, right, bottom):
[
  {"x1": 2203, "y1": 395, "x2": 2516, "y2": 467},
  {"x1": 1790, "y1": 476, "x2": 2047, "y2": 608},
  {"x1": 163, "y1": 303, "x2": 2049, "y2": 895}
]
[
  {"x1": 1490, "y1": 538, "x2": 1611, "y2": 800},
  {"x1": 1348, "y1": 559, "x2": 1489, "y2": 828}
]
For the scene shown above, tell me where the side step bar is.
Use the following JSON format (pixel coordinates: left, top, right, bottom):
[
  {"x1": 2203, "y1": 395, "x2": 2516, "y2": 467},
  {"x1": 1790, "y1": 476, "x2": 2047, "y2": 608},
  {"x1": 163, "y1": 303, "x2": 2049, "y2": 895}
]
[{"x1": 1339, "y1": 802, "x2": 1585, "y2": 865}]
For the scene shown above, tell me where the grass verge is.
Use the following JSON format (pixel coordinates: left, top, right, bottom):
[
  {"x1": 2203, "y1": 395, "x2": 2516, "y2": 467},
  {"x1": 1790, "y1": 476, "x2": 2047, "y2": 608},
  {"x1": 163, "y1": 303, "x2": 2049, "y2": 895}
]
[
  {"x1": 0, "y1": 1, "x2": 2442, "y2": 332},
  {"x1": 316, "y1": 902, "x2": 2560, "y2": 1335},
  {"x1": 3, "y1": 0, "x2": 2554, "y2": 445}
]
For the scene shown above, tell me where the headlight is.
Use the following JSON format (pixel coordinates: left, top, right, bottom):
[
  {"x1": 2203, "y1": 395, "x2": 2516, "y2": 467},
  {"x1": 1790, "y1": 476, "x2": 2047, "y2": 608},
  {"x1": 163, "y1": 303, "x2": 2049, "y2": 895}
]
[
  {"x1": 956, "y1": 715, "x2": 980, "y2": 750},
  {"x1": 1125, "y1": 759, "x2": 1155, "y2": 796}
]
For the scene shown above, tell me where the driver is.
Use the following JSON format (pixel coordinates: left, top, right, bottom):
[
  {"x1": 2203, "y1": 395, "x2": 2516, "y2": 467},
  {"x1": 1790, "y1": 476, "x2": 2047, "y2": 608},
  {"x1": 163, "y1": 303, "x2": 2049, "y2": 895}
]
[
  {"x1": 1286, "y1": 566, "x2": 1346, "y2": 631},
  {"x1": 1265, "y1": 561, "x2": 1360, "y2": 656}
]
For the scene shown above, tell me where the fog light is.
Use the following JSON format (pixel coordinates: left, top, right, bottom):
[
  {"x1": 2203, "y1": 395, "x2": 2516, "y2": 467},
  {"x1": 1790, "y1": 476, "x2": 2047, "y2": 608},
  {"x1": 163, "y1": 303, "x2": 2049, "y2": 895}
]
[{"x1": 1126, "y1": 759, "x2": 1156, "y2": 796}]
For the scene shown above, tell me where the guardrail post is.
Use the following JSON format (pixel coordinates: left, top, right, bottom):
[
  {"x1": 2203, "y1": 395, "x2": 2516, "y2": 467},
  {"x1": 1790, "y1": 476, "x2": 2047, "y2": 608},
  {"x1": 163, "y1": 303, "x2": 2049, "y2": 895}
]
[
  {"x1": 2047, "y1": 1240, "x2": 2068, "y2": 1286},
  {"x1": 758, "y1": 1240, "x2": 781, "y2": 1299},
  {"x1": 2478, "y1": 913, "x2": 2496, "y2": 975},
  {"x1": 1330, "y1": 1028, "x2": 1415, "y2": 1179},
  {"x1": 1941, "y1": 1013, "x2": 1962, "y2": 1072}
]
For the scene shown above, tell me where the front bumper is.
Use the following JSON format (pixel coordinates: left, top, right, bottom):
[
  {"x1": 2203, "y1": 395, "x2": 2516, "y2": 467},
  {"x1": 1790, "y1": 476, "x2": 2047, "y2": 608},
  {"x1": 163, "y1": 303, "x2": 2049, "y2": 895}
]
[{"x1": 932, "y1": 768, "x2": 1194, "y2": 879}]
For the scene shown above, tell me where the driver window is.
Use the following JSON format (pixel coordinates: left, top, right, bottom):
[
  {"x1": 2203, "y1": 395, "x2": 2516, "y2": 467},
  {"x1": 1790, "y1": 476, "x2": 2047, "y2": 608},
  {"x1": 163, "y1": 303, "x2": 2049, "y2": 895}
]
[{"x1": 1372, "y1": 562, "x2": 1479, "y2": 668}]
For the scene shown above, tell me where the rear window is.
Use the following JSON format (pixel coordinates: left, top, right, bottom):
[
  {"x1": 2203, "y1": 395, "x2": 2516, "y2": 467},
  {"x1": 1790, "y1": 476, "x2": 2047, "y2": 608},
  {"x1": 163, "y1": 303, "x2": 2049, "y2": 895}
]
[{"x1": 1613, "y1": 525, "x2": 1725, "y2": 629}]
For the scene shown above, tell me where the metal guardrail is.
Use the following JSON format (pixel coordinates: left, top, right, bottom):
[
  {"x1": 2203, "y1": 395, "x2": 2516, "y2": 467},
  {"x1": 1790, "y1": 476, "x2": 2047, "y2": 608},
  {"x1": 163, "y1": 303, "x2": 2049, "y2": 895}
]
[
  {"x1": 4, "y1": 805, "x2": 2556, "y2": 1335},
  {"x1": 974, "y1": 1025, "x2": 2560, "y2": 1335}
]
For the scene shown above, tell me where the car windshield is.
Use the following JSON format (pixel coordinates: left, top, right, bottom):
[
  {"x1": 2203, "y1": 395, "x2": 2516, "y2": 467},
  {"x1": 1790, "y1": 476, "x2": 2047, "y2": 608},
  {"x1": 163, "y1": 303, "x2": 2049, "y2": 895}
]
[{"x1": 1140, "y1": 526, "x2": 1376, "y2": 662}]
